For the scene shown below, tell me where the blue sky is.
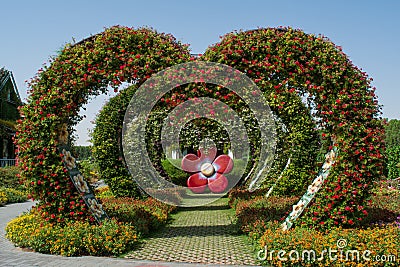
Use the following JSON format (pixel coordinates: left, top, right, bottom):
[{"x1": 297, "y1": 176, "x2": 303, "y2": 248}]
[{"x1": 1, "y1": 0, "x2": 399, "y2": 145}]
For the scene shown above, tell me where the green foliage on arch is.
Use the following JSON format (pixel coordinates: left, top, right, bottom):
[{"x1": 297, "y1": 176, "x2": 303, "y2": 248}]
[
  {"x1": 385, "y1": 119, "x2": 400, "y2": 148},
  {"x1": 91, "y1": 85, "x2": 141, "y2": 198}
]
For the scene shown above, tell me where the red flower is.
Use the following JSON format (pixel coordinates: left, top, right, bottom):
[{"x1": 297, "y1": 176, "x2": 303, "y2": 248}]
[{"x1": 181, "y1": 146, "x2": 233, "y2": 193}]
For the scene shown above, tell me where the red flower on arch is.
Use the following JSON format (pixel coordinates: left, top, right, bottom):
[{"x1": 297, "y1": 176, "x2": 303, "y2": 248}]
[{"x1": 181, "y1": 147, "x2": 234, "y2": 193}]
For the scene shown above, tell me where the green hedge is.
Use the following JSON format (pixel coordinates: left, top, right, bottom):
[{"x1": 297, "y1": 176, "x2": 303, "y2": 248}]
[{"x1": 386, "y1": 145, "x2": 400, "y2": 179}]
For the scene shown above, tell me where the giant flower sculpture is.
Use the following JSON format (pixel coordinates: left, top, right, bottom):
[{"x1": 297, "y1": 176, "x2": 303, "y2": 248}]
[{"x1": 181, "y1": 147, "x2": 234, "y2": 193}]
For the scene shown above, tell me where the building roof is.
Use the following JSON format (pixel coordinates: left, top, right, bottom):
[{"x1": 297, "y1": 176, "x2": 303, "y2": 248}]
[{"x1": 0, "y1": 67, "x2": 22, "y2": 104}]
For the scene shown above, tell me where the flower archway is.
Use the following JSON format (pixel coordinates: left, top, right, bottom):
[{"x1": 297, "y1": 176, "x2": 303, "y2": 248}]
[
  {"x1": 16, "y1": 26, "x2": 384, "y2": 228},
  {"x1": 16, "y1": 26, "x2": 191, "y2": 222},
  {"x1": 202, "y1": 28, "x2": 384, "y2": 227}
]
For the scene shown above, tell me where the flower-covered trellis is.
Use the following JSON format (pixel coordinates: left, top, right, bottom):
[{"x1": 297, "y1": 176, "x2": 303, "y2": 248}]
[
  {"x1": 202, "y1": 28, "x2": 384, "y2": 228},
  {"x1": 16, "y1": 26, "x2": 384, "y2": 228},
  {"x1": 16, "y1": 26, "x2": 191, "y2": 222}
]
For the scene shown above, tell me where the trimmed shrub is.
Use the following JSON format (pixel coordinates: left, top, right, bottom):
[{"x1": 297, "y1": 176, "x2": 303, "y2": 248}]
[
  {"x1": 1, "y1": 187, "x2": 27, "y2": 203},
  {"x1": 101, "y1": 197, "x2": 176, "y2": 234},
  {"x1": 235, "y1": 196, "x2": 298, "y2": 235},
  {"x1": 0, "y1": 166, "x2": 23, "y2": 190}
]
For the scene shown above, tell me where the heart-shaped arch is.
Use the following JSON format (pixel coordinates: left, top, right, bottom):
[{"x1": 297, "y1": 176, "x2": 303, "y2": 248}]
[
  {"x1": 16, "y1": 26, "x2": 191, "y2": 222},
  {"x1": 202, "y1": 28, "x2": 384, "y2": 227}
]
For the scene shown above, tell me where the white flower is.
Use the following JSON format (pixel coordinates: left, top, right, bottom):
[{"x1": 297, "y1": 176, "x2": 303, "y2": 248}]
[
  {"x1": 58, "y1": 124, "x2": 68, "y2": 144},
  {"x1": 73, "y1": 174, "x2": 89, "y2": 193},
  {"x1": 62, "y1": 149, "x2": 76, "y2": 170},
  {"x1": 291, "y1": 200, "x2": 306, "y2": 219},
  {"x1": 88, "y1": 198, "x2": 104, "y2": 218}
]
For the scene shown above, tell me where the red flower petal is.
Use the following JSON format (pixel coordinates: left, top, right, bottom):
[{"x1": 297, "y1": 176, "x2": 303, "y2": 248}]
[
  {"x1": 181, "y1": 153, "x2": 200, "y2": 172},
  {"x1": 187, "y1": 173, "x2": 208, "y2": 193},
  {"x1": 213, "y1": 155, "x2": 234, "y2": 174},
  {"x1": 208, "y1": 173, "x2": 228, "y2": 193}
]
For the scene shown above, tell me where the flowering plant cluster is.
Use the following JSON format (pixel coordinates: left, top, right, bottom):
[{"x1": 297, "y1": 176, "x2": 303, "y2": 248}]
[
  {"x1": 257, "y1": 222, "x2": 399, "y2": 267},
  {"x1": 229, "y1": 186, "x2": 399, "y2": 266},
  {"x1": 5, "y1": 195, "x2": 176, "y2": 256},
  {"x1": 5, "y1": 212, "x2": 139, "y2": 256}
]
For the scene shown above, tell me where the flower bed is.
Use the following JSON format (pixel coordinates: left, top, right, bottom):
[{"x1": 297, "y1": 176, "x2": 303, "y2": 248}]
[
  {"x1": 258, "y1": 222, "x2": 399, "y2": 267},
  {"x1": 0, "y1": 187, "x2": 27, "y2": 205},
  {"x1": 6, "y1": 212, "x2": 139, "y2": 256},
  {"x1": 229, "y1": 187, "x2": 400, "y2": 266},
  {"x1": 6, "y1": 196, "x2": 176, "y2": 256}
]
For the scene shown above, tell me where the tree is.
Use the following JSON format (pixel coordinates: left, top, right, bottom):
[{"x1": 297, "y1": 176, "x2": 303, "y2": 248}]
[{"x1": 385, "y1": 119, "x2": 400, "y2": 148}]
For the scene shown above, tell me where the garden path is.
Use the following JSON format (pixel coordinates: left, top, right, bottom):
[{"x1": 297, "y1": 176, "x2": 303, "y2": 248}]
[{"x1": 126, "y1": 197, "x2": 258, "y2": 265}]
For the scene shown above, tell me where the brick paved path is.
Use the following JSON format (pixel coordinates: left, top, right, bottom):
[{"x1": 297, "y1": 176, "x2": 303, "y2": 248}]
[
  {"x1": 0, "y1": 200, "x2": 260, "y2": 267},
  {"x1": 126, "y1": 198, "x2": 257, "y2": 265}
]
